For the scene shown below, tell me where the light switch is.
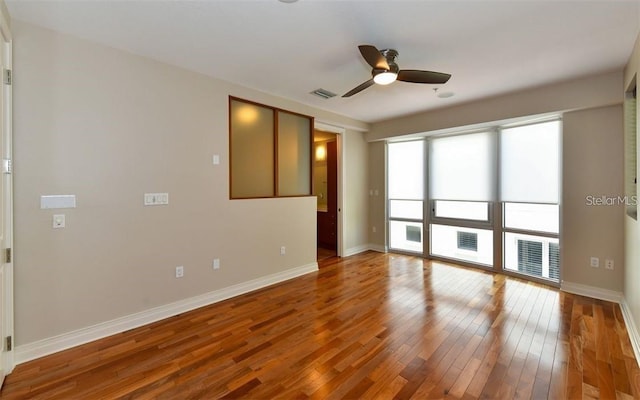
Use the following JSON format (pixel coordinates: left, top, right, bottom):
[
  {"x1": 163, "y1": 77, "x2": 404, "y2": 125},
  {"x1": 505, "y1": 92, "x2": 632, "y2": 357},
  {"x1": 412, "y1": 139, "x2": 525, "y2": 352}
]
[
  {"x1": 53, "y1": 214, "x2": 65, "y2": 229},
  {"x1": 213, "y1": 155, "x2": 220, "y2": 165}
]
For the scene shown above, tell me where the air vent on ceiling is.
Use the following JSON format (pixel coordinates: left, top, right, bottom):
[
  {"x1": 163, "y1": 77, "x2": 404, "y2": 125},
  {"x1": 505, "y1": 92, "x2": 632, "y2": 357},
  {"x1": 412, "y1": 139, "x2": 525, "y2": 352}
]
[{"x1": 310, "y1": 88, "x2": 337, "y2": 99}]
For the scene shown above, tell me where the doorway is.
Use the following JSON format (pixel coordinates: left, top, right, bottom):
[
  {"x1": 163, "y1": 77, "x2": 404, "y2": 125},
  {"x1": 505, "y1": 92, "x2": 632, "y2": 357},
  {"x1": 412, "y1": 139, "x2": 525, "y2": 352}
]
[{"x1": 314, "y1": 130, "x2": 338, "y2": 262}]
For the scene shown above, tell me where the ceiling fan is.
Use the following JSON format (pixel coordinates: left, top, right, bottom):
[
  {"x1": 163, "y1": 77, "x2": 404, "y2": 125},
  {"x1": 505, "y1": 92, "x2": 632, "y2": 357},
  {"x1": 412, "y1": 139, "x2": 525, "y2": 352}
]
[{"x1": 342, "y1": 45, "x2": 451, "y2": 97}]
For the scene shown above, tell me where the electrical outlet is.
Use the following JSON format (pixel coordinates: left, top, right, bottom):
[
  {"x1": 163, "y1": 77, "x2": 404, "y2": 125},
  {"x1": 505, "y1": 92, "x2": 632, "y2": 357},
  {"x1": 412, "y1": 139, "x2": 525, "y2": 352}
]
[
  {"x1": 213, "y1": 258, "x2": 220, "y2": 270},
  {"x1": 175, "y1": 265, "x2": 184, "y2": 278},
  {"x1": 605, "y1": 259, "x2": 614, "y2": 270},
  {"x1": 280, "y1": 246, "x2": 286, "y2": 256},
  {"x1": 590, "y1": 257, "x2": 599, "y2": 268},
  {"x1": 144, "y1": 193, "x2": 169, "y2": 206}
]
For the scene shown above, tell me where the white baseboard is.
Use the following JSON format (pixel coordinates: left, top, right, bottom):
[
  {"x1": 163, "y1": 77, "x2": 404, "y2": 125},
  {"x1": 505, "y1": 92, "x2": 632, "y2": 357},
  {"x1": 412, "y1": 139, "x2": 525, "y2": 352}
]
[
  {"x1": 561, "y1": 281, "x2": 640, "y2": 367},
  {"x1": 368, "y1": 244, "x2": 387, "y2": 253},
  {"x1": 620, "y1": 298, "x2": 640, "y2": 367},
  {"x1": 560, "y1": 281, "x2": 624, "y2": 303},
  {"x1": 15, "y1": 262, "x2": 318, "y2": 365},
  {"x1": 343, "y1": 244, "x2": 371, "y2": 257},
  {"x1": 342, "y1": 244, "x2": 387, "y2": 257}
]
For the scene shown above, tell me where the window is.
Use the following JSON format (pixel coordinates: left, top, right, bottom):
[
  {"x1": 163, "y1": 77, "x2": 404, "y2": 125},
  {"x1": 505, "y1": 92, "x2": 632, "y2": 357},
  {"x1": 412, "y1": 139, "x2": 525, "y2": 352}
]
[
  {"x1": 504, "y1": 233, "x2": 559, "y2": 281},
  {"x1": 431, "y1": 224, "x2": 493, "y2": 265},
  {"x1": 434, "y1": 200, "x2": 489, "y2": 221},
  {"x1": 386, "y1": 117, "x2": 561, "y2": 284},
  {"x1": 389, "y1": 221, "x2": 423, "y2": 253},
  {"x1": 388, "y1": 141, "x2": 424, "y2": 253},
  {"x1": 503, "y1": 203, "x2": 559, "y2": 234},
  {"x1": 501, "y1": 120, "x2": 560, "y2": 282},
  {"x1": 229, "y1": 97, "x2": 313, "y2": 199},
  {"x1": 625, "y1": 81, "x2": 637, "y2": 219},
  {"x1": 429, "y1": 132, "x2": 495, "y2": 202},
  {"x1": 428, "y1": 132, "x2": 495, "y2": 265},
  {"x1": 390, "y1": 200, "x2": 423, "y2": 220},
  {"x1": 500, "y1": 121, "x2": 560, "y2": 204}
]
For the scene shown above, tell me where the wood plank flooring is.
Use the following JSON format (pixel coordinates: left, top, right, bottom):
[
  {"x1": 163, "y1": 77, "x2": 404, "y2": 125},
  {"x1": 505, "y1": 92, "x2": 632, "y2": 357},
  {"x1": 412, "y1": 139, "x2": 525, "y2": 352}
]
[{"x1": 2, "y1": 251, "x2": 640, "y2": 399}]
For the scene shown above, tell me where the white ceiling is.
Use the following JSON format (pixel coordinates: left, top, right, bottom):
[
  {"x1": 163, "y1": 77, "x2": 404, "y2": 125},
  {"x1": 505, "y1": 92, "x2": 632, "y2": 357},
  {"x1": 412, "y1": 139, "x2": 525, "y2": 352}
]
[{"x1": 6, "y1": 0, "x2": 640, "y2": 123}]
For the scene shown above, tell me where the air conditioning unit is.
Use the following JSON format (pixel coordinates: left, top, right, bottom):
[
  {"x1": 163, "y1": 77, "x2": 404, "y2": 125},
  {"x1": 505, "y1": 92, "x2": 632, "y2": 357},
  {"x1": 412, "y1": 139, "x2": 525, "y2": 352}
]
[
  {"x1": 517, "y1": 239, "x2": 559, "y2": 280},
  {"x1": 405, "y1": 225, "x2": 421, "y2": 243},
  {"x1": 457, "y1": 231, "x2": 478, "y2": 252}
]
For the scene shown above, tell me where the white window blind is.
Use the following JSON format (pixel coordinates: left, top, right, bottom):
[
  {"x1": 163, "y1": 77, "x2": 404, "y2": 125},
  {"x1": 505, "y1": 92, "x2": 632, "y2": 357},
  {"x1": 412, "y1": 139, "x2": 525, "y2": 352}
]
[
  {"x1": 429, "y1": 132, "x2": 495, "y2": 201},
  {"x1": 500, "y1": 121, "x2": 560, "y2": 203},
  {"x1": 388, "y1": 141, "x2": 424, "y2": 200},
  {"x1": 625, "y1": 88, "x2": 637, "y2": 219}
]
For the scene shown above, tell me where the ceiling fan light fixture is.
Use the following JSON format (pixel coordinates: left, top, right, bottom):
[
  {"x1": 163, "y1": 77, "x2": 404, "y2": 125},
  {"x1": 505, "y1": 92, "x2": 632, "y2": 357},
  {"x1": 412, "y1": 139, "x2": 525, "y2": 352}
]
[
  {"x1": 373, "y1": 71, "x2": 397, "y2": 85},
  {"x1": 343, "y1": 45, "x2": 451, "y2": 97}
]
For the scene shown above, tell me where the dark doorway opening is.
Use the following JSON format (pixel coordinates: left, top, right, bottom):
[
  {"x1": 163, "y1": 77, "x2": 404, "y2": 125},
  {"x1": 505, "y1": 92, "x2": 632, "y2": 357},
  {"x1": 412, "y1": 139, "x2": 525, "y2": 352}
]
[{"x1": 314, "y1": 130, "x2": 338, "y2": 262}]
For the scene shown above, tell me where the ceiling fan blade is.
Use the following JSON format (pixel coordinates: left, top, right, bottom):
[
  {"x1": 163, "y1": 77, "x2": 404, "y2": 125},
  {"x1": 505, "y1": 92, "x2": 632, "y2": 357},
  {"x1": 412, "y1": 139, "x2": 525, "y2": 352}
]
[
  {"x1": 358, "y1": 45, "x2": 389, "y2": 70},
  {"x1": 397, "y1": 70, "x2": 451, "y2": 84},
  {"x1": 342, "y1": 79, "x2": 375, "y2": 97}
]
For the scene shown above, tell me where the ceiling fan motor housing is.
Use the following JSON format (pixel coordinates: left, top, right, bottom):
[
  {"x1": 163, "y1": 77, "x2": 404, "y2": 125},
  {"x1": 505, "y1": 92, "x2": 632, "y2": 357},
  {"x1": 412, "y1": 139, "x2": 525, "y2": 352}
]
[{"x1": 374, "y1": 49, "x2": 399, "y2": 76}]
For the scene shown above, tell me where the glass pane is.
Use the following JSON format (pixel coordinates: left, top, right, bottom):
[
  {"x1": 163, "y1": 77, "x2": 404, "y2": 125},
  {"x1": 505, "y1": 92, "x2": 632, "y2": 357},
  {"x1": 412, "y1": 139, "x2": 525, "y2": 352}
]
[
  {"x1": 429, "y1": 132, "x2": 495, "y2": 201},
  {"x1": 430, "y1": 224, "x2": 493, "y2": 265},
  {"x1": 625, "y1": 88, "x2": 637, "y2": 219},
  {"x1": 504, "y1": 232, "x2": 559, "y2": 282},
  {"x1": 504, "y1": 203, "x2": 559, "y2": 234},
  {"x1": 230, "y1": 100, "x2": 274, "y2": 198},
  {"x1": 501, "y1": 121, "x2": 560, "y2": 203},
  {"x1": 277, "y1": 111, "x2": 311, "y2": 196},
  {"x1": 388, "y1": 141, "x2": 424, "y2": 200},
  {"x1": 389, "y1": 220, "x2": 423, "y2": 253},
  {"x1": 434, "y1": 200, "x2": 489, "y2": 221},
  {"x1": 390, "y1": 200, "x2": 423, "y2": 220}
]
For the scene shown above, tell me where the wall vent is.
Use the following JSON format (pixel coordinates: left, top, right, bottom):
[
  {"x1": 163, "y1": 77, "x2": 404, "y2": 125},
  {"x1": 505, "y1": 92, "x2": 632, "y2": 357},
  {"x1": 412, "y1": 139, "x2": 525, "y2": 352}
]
[
  {"x1": 406, "y1": 225, "x2": 421, "y2": 243},
  {"x1": 310, "y1": 88, "x2": 337, "y2": 99},
  {"x1": 457, "y1": 231, "x2": 478, "y2": 251}
]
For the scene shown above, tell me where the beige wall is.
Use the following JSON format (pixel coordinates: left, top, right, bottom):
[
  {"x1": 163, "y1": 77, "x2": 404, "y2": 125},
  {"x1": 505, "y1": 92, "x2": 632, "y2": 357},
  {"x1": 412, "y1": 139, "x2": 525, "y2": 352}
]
[
  {"x1": 367, "y1": 70, "x2": 626, "y2": 293},
  {"x1": 13, "y1": 21, "x2": 369, "y2": 345},
  {"x1": 624, "y1": 31, "x2": 640, "y2": 344},
  {"x1": 369, "y1": 70, "x2": 622, "y2": 141},
  {"x1": 368, "y1": 142, "x2": 386, "y2": 249},
  {"x1": 343, "y1": 129, "x2": 369, "y2": 254},
  {"x1": 562, "y1": 105, "x2": 624, "y2": 291}
]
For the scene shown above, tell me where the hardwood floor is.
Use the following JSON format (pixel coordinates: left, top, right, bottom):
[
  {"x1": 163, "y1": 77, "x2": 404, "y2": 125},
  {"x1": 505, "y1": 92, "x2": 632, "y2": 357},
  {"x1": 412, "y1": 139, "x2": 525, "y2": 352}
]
[
  {"x1": 317, "y1": 246, "x2": 337, "y2": 263},
  {"x1": 2, "y1": 251, "x2": 639, "y2": 399}
]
